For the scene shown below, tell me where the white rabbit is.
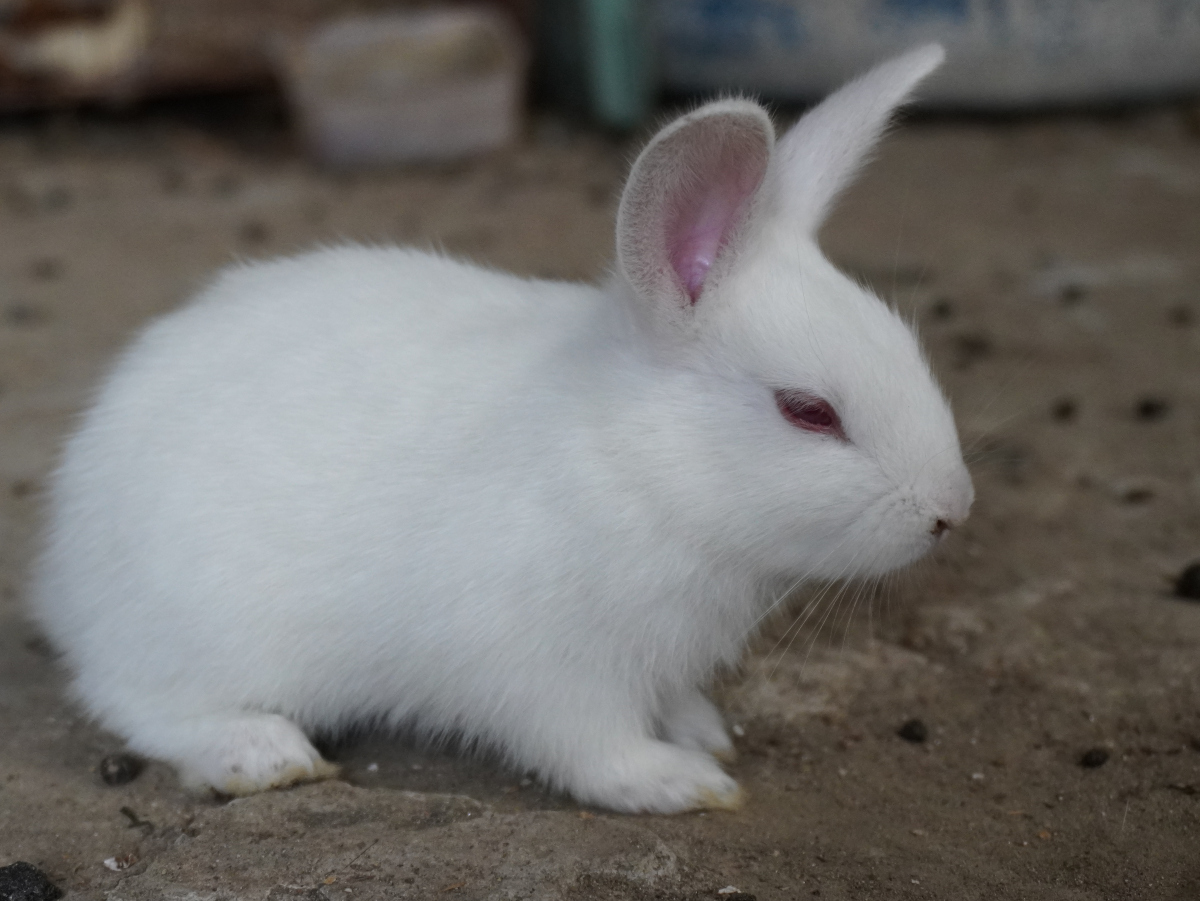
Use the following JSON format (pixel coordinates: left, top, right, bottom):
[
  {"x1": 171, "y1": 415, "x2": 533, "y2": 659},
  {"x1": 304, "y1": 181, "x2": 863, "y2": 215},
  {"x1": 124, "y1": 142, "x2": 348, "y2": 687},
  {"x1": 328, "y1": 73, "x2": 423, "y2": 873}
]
[{"x1": 32, "y1": 44, "x2": 971, "y2": 813}]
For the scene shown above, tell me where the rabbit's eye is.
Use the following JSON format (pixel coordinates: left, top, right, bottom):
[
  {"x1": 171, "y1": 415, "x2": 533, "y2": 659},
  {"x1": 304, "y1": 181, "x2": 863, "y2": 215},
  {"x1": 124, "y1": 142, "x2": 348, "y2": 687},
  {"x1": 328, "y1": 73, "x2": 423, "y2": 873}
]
[{"x1": 775, "y1": 390, "x2": 846, "y2": 440}]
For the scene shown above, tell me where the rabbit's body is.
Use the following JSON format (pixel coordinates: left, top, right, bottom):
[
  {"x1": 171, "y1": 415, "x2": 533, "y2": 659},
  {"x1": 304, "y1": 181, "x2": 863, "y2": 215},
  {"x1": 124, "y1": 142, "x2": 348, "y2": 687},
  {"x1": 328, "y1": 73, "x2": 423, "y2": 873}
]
[
  {"x1": 39, "y1": 248, "x2": 752, "y2": 805},
  {"x1": 34, "y1": 46, "x2": 973, "y2": 812}
]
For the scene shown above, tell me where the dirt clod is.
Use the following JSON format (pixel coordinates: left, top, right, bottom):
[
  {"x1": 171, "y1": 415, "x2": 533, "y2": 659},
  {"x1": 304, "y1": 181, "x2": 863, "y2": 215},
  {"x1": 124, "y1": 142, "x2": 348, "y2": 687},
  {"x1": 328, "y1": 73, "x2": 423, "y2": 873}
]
[
  {"x1": 1059, "y1": 283, "x2": 1087, "y2": 304},
  {"x1": 4, "y1": 304, "x2": 49, "y2": 327},
  {"x1": 1134, "y1": 397, "x2": 1170, "y2": 421},
  {"x1": 1051, "y1": 398, "x2": 1077, "y2": 421},
  {"x1": 929, "y1": 297, "x2": 954, "y2": 320},
  {"x1": 1079, "y1": 748, "x2": 1109, "y2": 768},
  {"x1": 0, "y1": 861, "x2": 64, "y2": 901},
  {"x1": 1174, "y1": 563, "x2": 1200, "y2": 600},
  {"x1": 1167, "y1": 304, "x2": 1193, "y2": 327},
  {"x1": 99, "y1": 753, "x2": 144, "y2": 786},
  {"x1": 897, "y1": 719, "x2": 928, "y2": 743}
]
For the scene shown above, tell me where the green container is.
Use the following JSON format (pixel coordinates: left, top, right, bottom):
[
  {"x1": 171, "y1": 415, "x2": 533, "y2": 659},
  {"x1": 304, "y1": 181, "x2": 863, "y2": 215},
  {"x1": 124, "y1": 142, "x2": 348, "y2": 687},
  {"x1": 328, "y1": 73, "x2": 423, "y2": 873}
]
[{"x1": 535, "y1": 0, "x2": 657, "y2": 129}]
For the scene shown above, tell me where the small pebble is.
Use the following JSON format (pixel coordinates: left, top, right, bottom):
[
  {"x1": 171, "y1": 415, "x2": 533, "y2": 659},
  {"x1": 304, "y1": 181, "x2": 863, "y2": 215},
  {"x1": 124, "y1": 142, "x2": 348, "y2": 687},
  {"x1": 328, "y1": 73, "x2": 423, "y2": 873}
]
[
  {"x1": 99, "y1": 753, "x2": 144, "y2": 786},
  {"x1": 929, "y1": 297, "x2": 954, "y2": 320},
  {"x1": 1167, "y1": 304, "x2": 1193, "y2": 327},
  {"x1": 1079, "y1": 747, "x2": 1109, "y2": 768},
  {"x1": 897, "y1": 719, "x2": 928, "y2": 743},
  {"x1": 1135, "y1": 397, "x2": 1170, "y2": 421},
  {"x1": 5, "y1": 303, "x2": 49, "y2": 327},
  {"x1": 0, "y1": 861, "x2": 64, "y2": 901},
  {"x1": 1114, "y1": 480, "x2": 1155, "y2": 505},
  {"x1": 1058, "y1": 283, "x2": 1087, "y2": 304},
  {"x1": 1174, "y1": 562, "x2": 1200, "y2": 600},
  {"x1": 1050, "y1": 398, "x2": 1077, "y2": 422}
]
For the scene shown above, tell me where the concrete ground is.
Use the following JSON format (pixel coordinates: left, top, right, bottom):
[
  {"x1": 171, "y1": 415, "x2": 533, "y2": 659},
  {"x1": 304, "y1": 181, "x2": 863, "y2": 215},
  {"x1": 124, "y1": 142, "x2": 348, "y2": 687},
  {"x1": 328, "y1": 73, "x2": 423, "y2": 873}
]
[{"x1": 1, "y1": 97, "x2": 1198, "y2": 900}]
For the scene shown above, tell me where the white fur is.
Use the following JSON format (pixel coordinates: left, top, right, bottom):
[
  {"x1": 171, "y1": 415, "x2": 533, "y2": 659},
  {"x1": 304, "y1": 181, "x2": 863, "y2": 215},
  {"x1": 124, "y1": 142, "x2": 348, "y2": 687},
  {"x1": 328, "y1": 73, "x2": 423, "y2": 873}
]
[{"x1": 32, "y1": 46, "x2": 970, "y2": 813}]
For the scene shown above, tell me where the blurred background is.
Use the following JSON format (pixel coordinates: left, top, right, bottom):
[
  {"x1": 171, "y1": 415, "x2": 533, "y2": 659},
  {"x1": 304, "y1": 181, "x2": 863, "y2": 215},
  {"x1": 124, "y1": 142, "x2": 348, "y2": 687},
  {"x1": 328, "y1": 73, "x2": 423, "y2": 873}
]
[{"x1": 2, "y1": 2, "x2": 1200, "y2": 899}]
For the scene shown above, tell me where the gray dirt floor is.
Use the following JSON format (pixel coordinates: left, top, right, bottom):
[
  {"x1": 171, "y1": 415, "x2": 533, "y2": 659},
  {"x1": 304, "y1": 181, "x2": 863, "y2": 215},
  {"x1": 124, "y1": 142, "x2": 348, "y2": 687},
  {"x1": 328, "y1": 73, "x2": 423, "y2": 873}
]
[{"x1": 1, "y1": 101, "x2": 1198, "y2": 900}]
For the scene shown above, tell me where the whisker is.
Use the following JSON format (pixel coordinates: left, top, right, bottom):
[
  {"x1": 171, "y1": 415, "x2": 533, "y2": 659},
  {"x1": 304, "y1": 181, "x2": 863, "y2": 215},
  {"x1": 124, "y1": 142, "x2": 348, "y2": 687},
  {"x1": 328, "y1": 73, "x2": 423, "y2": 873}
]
[{"x1": 761, "y1": 540, "x2": 869, "y2": 683}]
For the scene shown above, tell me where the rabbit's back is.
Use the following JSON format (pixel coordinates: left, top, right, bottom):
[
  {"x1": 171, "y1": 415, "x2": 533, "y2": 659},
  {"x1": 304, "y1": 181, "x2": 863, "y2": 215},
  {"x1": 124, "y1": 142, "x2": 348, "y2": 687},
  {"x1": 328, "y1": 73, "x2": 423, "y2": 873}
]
[{"x1": 35, "y1": 246, "x2": 639, "y2": 734}]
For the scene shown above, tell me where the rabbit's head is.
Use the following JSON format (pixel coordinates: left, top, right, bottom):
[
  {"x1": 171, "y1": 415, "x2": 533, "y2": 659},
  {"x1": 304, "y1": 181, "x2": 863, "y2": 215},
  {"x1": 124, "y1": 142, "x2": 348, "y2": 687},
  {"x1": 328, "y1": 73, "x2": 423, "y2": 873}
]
[{"x1": 613, "y1": 45, "x2": 972, "y2": 580}]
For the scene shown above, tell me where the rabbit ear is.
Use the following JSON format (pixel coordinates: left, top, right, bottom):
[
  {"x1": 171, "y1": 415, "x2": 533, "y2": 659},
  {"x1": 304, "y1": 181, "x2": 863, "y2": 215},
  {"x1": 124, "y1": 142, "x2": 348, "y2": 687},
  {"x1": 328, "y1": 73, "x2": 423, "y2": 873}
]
[
  {"x1": 777, "y1": 44, "x2": 944, "y2": 233},
  {"x1": 617, "y1": 100, "x2": 773, "y2": 325}
]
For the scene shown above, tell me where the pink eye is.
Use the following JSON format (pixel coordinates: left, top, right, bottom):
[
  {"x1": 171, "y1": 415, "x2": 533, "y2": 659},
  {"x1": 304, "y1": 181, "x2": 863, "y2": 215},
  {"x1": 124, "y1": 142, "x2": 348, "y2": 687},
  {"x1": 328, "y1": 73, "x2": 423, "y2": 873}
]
[{"x1": 774, "y1": 390, "x2": 846, "y2": 440}]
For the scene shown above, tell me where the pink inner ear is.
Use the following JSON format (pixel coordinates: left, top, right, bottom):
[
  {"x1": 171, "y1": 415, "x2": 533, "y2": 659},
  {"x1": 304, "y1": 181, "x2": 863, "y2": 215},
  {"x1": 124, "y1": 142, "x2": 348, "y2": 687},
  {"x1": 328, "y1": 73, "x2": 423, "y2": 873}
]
[{"x1": 666, "y1": 152, "x2": 762, "y2": 304}]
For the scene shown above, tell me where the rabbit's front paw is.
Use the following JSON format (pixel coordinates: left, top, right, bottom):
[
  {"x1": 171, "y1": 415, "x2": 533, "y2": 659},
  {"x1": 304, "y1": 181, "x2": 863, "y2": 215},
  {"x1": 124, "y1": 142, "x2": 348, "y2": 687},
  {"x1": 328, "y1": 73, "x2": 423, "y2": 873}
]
[
  {"x1": 579, "y1": 741, "x2": 742, "y2": 814},
  {"x1": 136, "y1": 712, "x2": 339, "y2": 795},
  {"x1": 660, "y1": 689, "x2": 735, "y2": 762}
]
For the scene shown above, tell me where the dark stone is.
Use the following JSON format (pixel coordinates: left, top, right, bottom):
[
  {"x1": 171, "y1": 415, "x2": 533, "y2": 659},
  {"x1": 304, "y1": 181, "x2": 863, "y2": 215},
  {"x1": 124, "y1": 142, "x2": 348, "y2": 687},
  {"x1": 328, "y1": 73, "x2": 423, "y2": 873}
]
[
  {"x1": 897, "y1": 719, "x2": 928, "y2": 744},
  {"x1": 0, "y1": 861, "x2": 64, "y2": 901},
  {"x1": 4, "y1": 304, "x2": 49, "y2": 327},
  {"x1": 1167, "y1": 304, "x2": 1193, "y2": 327},
  {"x1": 1118, "y1": 484, "x2": 1154, "y2": 505},
  {"x1": 1051, "y1": 398, "x2": 1077, "y2": 421},
  {"x1": 1175, "y1": 563, "x2": 1200, "y2": 600},
  {"x1": 929, "y1": 297, "x2": 954, "y2": 320},
  {"x1": 99, "y1": 753, "x2": 144, "y2": 786},
  {"x1": 1135, "y1": 397, "x2": 1170, "y2": 421},
  {"x1": 1079, "y1": 748, "x2": 1109, "y2": 768},
  {"x1": 1058, "y1": 283, "x2": 1087, "y2": 304}
]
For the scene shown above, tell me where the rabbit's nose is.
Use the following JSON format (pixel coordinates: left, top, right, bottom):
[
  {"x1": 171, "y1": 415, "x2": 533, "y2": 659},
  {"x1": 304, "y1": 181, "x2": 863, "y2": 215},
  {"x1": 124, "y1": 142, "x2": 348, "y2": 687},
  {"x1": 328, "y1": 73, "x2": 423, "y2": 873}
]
[{"x1": 929, "y1": 508, "x2": 969, "y2": 538}]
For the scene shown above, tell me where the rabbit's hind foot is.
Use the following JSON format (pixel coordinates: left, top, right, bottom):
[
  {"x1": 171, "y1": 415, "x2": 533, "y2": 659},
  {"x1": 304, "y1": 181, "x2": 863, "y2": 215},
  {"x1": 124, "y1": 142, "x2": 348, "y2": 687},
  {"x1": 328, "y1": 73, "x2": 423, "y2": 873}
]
[{"x1": 127, "y1": 710, "x2": 339, "y2": 796}]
